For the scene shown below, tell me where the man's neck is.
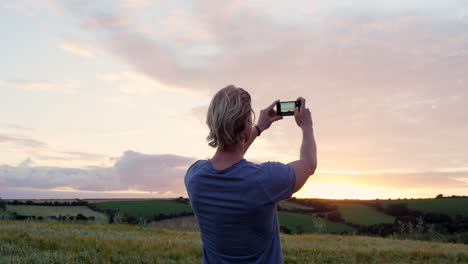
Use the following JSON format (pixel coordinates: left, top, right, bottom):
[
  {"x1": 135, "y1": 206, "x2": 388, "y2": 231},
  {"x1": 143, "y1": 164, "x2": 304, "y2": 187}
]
[{"x1": 210, "y1": 145, "x2": 244, "y2": 170}]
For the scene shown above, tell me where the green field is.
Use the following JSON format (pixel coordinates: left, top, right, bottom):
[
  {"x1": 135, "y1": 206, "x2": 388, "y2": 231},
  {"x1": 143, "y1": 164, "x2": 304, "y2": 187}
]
[
  {"x1": 279, "y1": 200, "x2": 314, "y2": 210},
  {"x1": 6, "y1": 205, "x2": 107, "y2": 222},
  {"x1": 334, "y1": 203, "x2": 395, "y2": 226},
  {"x1": 379, "y1": 198, "x2": 468, "y2": 217},
  {"x1": 93, "y1": 200, "x2": 192, "y2": 218},
  {"x1": 278, "y1": 211, "x2": 354, "y2": 234},
  {"x1": 1, "y1": 221, "x2": 467, "y2": 263}
]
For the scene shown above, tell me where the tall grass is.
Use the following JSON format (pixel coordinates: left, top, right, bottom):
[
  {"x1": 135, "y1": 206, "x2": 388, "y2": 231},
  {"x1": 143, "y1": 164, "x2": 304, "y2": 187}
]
[
  {"x1": 1, "y1": 220, "x2": 467, "y2": 263},
  {"x1": 0, "y1": 220, "x2": 202, "y2": 263}
]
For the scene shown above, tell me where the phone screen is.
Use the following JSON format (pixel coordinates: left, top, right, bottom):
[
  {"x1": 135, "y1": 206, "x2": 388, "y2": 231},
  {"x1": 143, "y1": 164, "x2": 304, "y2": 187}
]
[{"x1": 280, "y1": 102, "x2": 296, "y2": 114}]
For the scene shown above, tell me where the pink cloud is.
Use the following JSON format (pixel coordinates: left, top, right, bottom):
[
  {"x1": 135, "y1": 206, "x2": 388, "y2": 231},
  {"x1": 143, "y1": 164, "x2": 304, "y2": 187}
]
[{"x1": 0, "y1": 151, "x2": 196, "y2": 197}]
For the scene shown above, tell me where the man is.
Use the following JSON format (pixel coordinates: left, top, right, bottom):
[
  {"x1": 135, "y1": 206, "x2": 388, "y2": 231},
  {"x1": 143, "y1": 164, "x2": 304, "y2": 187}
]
[{"x1": 185, "y1": 85, "x2": 317, "y2": 263}]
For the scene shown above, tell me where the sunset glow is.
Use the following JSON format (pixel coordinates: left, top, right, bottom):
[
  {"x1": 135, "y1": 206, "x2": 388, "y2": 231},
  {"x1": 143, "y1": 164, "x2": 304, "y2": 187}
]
[{"x1": 294, "y1": 182, "x2": 392, "y2": 200}]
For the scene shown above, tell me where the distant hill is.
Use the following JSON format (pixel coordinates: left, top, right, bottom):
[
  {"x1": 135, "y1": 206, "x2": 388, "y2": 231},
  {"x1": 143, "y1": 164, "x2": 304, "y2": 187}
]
[
  {"x1": 277, "y1": 197, "x2": 468, "y2": 243},
  {"x1": 378, "y1": 198, "x2": 468, "y2": 217},
  {"x1": 2, "y1": 197, "x2": 467, "y2": 244}
]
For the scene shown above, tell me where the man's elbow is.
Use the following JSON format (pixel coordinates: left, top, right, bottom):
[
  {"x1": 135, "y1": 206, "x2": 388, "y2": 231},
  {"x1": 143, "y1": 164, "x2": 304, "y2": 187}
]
[
  {"x1": 307, "y1": 168, "x2": 316, "y2": 176},
  {"x1": 308, "y1": 162, "x2": 317, "y2": 176}
]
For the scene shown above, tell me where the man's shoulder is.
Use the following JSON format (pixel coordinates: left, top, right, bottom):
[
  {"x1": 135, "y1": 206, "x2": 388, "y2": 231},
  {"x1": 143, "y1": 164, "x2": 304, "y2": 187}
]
[
  {"x1": 186, "y1": 159, "x2": 208, "y2": 174},
  {"x1": 255, "y1": 161, "x2": 289, "y2": 171},
  {"x1": 185, "y1": 160, "x2": 208, "y2": 190},
  {"x1": 241, "y1": 160, "x2": 291, "y2": 175}
]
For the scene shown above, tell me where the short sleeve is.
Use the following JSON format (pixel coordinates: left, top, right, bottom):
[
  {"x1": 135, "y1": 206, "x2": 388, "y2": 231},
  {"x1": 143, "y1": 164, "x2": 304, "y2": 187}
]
[
  {"x1": 257, "y1": 161, "x2": 296, "y2": 204},
  {"x1": 184, "y1": 160, "x2": 202, "y2": 189}
]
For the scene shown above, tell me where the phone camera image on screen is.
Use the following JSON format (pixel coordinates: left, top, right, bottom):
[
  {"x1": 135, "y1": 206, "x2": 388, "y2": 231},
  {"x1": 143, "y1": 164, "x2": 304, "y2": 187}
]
[{"x1": 276, "y1": 100, "x2": 301, "y2": 116}]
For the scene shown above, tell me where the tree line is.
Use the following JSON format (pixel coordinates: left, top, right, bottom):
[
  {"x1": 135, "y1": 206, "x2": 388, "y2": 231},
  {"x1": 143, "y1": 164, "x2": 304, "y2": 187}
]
[
  {"x1": 106, "y1": 210, "x2": 193, "y2": 225},
  {"x1": 86, "y1": 201, "x2": 194, "y2": 225},
  {"x1": 2, "y1": 211, "x2": 97, "y2": 222},
  {"x1": 6, "y1": 200, "x2": 89, "y2": 206},
  {"x1": 0, "y1": 198, "x2": 5, "y2": 211}
]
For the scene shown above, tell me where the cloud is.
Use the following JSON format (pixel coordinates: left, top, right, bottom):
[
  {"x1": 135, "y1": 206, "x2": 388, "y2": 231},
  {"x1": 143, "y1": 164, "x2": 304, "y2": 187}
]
[
  {"x1": 18, "y1": 158, "x2": 34, "y2": 167},
  {"x1": 0, "y1": 151, "x2": 196, "y2": 197},
  {"x1": 60, "y1": 151, "x2": 109, "y2": 161},
  {"x1": 78, "y1": 13, "x2": 130, "y2": 30},
  {"x1": 0, "y1": 134, "x2": 48, "y2": 149},
  {"x1": 0, "y1": 123, "x2": 34, "y2": 132},
  {"x1": 103, "y1": 95, "x2": 136, "y2": 108},
  {"x1": 57, "y1": 1, "x2": 468, "y2": 158},
  {"x1": 34, "y1": 151, "x2": 108, "y2": 163},
  {"x1": 113, "y1": 151, "x2": 195, "y2": 192},
  {"x1": 0, "y1": 80, "x2": 80, "y2": 94},
  {"x1": 159, "y1": 9, "x2": 216, "y2": 42},
  {"x1": 58, "y1": 40, "x2": 97, "y2": 58},
  {"x1": 119, "y1": 0, "x2": 153, "y2": 9},
  {"x1": 99, "y1": 71, "x2": 165, "y2": 94},
  {"x1": 0, "y1": 131, "x2": 108, "y2": 167},
  {"x1": 58, "y1": 1, "x2": 468, "y2": 100},
  {"x1": 2, "y1": 0, "x2": 59, "y2": 14},
  {"x1": 94, "y1": 129, "x2": 146, "y2": 137}
]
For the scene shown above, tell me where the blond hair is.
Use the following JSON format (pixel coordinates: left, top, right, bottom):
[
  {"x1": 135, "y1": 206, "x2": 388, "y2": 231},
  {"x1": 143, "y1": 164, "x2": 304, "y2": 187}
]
[{"x1": 206, "y1": 85, "x2": 254, "y2": 151}]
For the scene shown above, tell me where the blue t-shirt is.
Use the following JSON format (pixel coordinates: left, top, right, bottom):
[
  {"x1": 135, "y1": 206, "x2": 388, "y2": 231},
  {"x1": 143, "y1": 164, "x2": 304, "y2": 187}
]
[{"x1": 184, "y1": 159, "x2": 296, "y2": 264}]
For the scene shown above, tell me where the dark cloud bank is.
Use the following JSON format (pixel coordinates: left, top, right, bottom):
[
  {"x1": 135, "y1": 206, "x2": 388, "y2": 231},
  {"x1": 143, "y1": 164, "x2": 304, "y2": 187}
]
[{"x1": 0, "y1": 151, "x2": 195, "y2": 199}]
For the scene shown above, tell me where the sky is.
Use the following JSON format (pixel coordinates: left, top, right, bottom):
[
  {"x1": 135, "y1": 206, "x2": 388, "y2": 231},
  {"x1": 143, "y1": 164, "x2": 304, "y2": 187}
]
[{"x1": 1, "y1": 0, "x2": 468, "y2": 199}]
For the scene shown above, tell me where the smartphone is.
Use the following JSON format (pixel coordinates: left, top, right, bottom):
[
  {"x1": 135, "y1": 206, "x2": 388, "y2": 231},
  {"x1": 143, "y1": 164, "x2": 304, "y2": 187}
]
[{"x1": 276, "y1": 100, "x2": 301, "y2": 116}]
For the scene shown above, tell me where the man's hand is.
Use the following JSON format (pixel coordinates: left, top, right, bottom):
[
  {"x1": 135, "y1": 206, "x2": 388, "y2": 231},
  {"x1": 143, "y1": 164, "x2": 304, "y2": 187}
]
[
  {"x1": 294, "y1": 97, "x2": 313, "y2": 129},
  {"x1": 256, "y1": 100, "x2": 283, "y2": 132}
]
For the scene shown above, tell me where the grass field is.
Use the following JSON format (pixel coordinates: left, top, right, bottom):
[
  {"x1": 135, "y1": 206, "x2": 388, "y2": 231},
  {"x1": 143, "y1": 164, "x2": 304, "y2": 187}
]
[
  {"x1": 148, "y1": 215, "x2": 199, "y2": 232},
  {"x1": 1, "y1": 221, "x2": 467, "y2": 263},
  {"x1": 334, "y1": 203, "x2": 395, "y2": 226},
  {"x1": 278, "y1": 211, "x2": 354, "y2": 234},
  {"x1": 279, "y1": 200, "x2": 314, "y2": 210},
  {"x1": 92, "y1": 200, "x2": 192, "y2": 218},
  {"x1": 5, "y1": 205, "x2": 107, "y2": 222},
  {"x1": 379, "y1": 198, "x2": 468, "y2": 217}
]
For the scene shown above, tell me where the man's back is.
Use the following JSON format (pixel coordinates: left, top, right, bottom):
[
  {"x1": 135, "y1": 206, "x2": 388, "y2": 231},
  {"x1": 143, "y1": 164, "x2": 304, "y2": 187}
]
[{"x1": 185, "y1": 159, "x2": 295, "y2": 264}]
